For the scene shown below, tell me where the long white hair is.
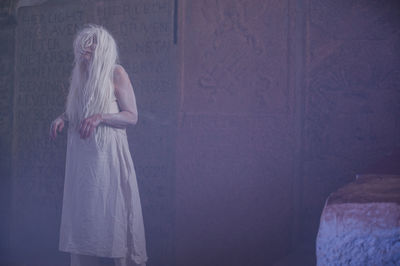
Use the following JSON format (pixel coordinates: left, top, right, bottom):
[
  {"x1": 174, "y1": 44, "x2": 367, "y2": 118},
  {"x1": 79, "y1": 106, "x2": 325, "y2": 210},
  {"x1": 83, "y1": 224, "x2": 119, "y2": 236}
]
[{"x1": 66, "y1": 24, "x2": 119, "y2": 149}]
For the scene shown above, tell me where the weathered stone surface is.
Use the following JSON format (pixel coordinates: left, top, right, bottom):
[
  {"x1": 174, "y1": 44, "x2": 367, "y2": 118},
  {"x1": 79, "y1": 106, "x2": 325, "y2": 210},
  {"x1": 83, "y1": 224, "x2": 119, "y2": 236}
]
[
  {"x1": 176, "y1": 1, "x2": 296, "y2": 265},
  {"x1": 302, "y1": 0, "x2": 400, "y2": 242},
  {"x1": 316, "y1": 175, "x2": 400, "y2": 265}
]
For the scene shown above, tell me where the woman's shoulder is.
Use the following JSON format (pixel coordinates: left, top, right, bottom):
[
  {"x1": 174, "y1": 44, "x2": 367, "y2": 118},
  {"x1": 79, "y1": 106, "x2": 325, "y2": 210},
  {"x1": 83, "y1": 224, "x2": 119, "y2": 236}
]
[
  {"x1": 113, "y1": 64, "x2": 130, "y2": 85},
  {"x1": 113, "y1": 64, "x2": 133, "y2": 96},
  {"x1": 114, "y1": 64, "x2": 126, "y2": 75}
]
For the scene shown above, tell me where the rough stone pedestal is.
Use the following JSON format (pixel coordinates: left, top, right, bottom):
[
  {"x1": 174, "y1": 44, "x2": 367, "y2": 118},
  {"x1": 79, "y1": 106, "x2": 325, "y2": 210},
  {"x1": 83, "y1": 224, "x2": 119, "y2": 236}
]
[{"x1": 316, "y1": 174, "x2": 400, "y2": 265}]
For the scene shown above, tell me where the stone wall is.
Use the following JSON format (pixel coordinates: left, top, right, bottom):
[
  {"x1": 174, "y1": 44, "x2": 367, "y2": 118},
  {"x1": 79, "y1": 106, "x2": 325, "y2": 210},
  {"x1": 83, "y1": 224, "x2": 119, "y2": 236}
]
[{"x1": 175, "y1": 1, "x2": 298, "y2": 265}]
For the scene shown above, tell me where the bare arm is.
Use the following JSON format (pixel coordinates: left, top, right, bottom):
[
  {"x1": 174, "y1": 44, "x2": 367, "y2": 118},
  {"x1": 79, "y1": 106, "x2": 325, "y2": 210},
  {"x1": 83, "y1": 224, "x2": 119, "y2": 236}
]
[
  {"x1": 101, "y1": 65, "x2": 138, "y2": 128},
  {"x1": 78, "y1": 65, "x2": 138, "y2": 139}
]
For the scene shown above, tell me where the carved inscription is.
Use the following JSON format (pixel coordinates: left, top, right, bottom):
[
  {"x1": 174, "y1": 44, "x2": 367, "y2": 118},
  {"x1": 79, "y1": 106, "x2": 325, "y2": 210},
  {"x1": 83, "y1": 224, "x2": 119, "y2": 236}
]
[
  {"x1": 14, "y1": 5, "x2": 84, "y2": 206},
  {"x1": 96, "y1": 1, "x2": 170, "y2": 18}
]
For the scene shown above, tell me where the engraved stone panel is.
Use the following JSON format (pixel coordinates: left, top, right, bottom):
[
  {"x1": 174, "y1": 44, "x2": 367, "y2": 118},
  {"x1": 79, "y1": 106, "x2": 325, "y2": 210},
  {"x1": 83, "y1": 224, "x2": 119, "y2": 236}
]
[
  {"x1": 10, "y1": 1, "x2": 177, "y2": 265},
  {"x1": 0, "y1": 26, "x2": 15, "y2": 257},
  {"x1": 11, "y1": 4, "x2": 86, "y2": 264}
]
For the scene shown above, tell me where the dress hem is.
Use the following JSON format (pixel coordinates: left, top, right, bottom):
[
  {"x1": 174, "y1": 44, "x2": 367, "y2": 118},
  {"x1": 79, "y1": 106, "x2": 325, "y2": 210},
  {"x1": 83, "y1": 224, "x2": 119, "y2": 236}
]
[
  {"x1": 59, "y1": 246, "x2": 127, "y2": 259},
  {"x1": 59, "y1": 247, "x2": 149, "y2": 264}
]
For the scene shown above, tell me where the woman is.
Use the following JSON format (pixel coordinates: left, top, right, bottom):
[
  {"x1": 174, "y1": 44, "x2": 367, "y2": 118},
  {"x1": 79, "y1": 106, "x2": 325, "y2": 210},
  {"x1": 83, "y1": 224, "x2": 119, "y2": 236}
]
[{"x1": 49, "y1": 24, "x2": 148, "y2": 266}]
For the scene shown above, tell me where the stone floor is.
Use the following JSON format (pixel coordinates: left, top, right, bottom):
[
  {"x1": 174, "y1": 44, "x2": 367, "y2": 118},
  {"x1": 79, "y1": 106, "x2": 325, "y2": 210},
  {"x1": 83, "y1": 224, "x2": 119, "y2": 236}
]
[
  {"x1": 273, "y1": 245, "x2": 316, "y2": 266},
  {"x1": 1, "y1": 246, "x2": 317, "y2": 266}
]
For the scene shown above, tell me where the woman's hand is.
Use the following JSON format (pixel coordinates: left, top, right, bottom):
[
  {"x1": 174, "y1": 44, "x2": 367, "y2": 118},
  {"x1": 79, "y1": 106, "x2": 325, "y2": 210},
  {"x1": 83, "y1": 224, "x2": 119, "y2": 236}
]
[
  {"x1": 79, "y1": 114, "x2": 103, "y2": 139},
  {"x1": 49, "y1": 116, "x2": 65, "y2": 140}
]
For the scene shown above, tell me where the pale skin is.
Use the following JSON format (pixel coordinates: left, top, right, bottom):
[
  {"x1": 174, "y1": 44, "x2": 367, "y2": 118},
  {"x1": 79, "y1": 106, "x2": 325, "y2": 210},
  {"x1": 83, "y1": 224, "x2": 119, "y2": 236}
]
[{"x1": 49, "y1": 64, "x2": 138, "y2": 140}]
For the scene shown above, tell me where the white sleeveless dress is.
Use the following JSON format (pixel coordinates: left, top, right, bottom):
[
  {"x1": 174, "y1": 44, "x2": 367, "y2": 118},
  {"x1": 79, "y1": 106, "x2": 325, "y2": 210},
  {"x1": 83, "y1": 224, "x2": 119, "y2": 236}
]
[{"x1": 59, "y1": 94, "x2": 148, "y2": 266}]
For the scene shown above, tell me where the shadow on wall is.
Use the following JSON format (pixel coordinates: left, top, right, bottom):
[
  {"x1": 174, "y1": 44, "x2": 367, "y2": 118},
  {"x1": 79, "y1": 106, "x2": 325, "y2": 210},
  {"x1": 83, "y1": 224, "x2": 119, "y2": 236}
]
[{"x1": 362, "y1": 148, "x2": 400, "y2": 175}]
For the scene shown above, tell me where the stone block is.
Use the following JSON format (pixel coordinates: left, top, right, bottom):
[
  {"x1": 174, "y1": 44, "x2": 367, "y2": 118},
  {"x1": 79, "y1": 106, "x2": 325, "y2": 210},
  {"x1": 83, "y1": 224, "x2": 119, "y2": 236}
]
[{"x1": 316, "y1": 174, "x2": 400, "y2": 265}]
